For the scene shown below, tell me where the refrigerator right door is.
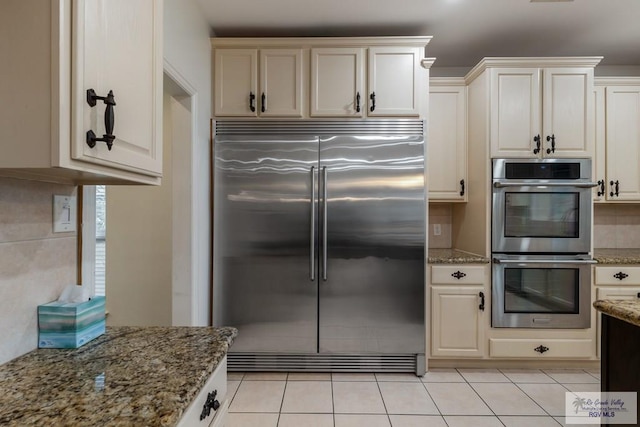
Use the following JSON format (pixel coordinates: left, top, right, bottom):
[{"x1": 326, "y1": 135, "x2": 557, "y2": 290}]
[{"x1": 318, "y1": 135, "x2": 425, "y2": 354}]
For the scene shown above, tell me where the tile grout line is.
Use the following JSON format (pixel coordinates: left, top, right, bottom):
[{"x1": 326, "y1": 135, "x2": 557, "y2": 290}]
[
  {"x1": 374, "y1": 375, "x2": 393, "y2": 426},
  {"x1": 456, "y1": 369, "x2": 505, "y2": 424}
]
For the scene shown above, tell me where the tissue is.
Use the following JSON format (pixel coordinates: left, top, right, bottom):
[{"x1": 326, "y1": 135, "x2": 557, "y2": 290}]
[{"x1": 57, "y1": 284, "x2": 90, "y2": 303}]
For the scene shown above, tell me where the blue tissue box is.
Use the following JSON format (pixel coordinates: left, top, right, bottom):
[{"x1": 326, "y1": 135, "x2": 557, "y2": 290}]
[{"x1": 38, "y1": 296, "x2": 106, "y2": 348}]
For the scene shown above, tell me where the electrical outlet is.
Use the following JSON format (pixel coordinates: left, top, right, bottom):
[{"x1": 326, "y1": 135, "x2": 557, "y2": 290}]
[
  {"x1": 53, "y1": 195, "x2": 77, "y2": 233},
  {"x1": 433, "y1": 224, "x2": 442, "y2": 236}
]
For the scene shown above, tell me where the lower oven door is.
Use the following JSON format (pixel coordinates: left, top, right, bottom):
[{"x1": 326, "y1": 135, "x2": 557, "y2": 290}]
[{"x1": 492, "y1": 255, "x2": 595, "y2": 328}]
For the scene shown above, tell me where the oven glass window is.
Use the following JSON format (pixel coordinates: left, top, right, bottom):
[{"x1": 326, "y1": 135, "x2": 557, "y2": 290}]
[
  {"x1": 504, "y1": 192, "x2": 579, "y2": 238},
  {"x1": 504, "y1": 268, "x2": 579, "y2": 314}
]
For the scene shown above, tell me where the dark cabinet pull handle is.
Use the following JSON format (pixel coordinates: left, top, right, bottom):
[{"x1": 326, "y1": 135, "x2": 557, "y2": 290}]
[
  {"x1": 369, "y1": 92, "x2": 376, "y2": 112},
  {"x1": 356, "y1": 92, "x2": 361, "y2": 113},
  {"x1": 597, "y1": 180, "x2": 605, "y2": 197},
  {"x1": 637, "y1": 292, "x2": 640, "y2": 298},
  {"x1": 451, "y1": 271, "x2": 466, "y2": 280},
  {"x1": 479, "y1": 291, "x2": 485, "y2": 311},
  {"x1": 460, "y1": 179, "x2": 465, "y2": 196},
  {"x1": 199, "y1": 390, "x2": 220, "y2": 420},
  {"x1": 533, "y1": 135, "x2": 541, "y2": 154},
  {"x1": 86, "y1": 89, "x2": 116, "y2": 151},
  {"x1": 610, "y1": 180, "x2": 619, "y2": 197},
  {"x1": 534, "y1": 345, "x2": 549, "y2": 354},
  {"x1": 261, "y1": 93, "x2": 266, "y2": 113},
  {"x1": 614, "y1": 272, "x2": 629, "y2": 280},
  {"x1": 249, "y1": 92, "x2": 256, "y2": 112},
  {"x1": 546, "y1": 134, "x2": 556, "y2": 154}
]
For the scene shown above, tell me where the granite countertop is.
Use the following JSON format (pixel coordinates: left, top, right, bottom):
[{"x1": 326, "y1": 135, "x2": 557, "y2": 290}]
[
  {"x1": 594, "y1": 300, "x2": 640, "y2": 327},
  {"x1": 593, "y1": 248, "x2": 640, "y2": 265},
  {"x1": 0, "y1": 326, "x2": 237, "y2": 427},
  {"x1": 428, "y1": 248, "x2": 490, "y2": 264}
]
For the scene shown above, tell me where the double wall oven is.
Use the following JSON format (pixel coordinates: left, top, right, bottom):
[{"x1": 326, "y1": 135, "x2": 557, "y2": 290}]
[{"x1": 492, "y1": 158, "x2": 598, "y2": 328}]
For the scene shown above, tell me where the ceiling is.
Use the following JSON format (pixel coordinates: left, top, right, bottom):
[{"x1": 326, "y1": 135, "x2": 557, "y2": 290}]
[{"x1": 195, "y1": 0, "x2": 640, "y2": 69}]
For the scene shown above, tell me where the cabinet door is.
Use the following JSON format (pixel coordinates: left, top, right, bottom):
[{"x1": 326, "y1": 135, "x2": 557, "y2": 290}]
[
  {"x1": 490, "y1": 68, "x2": 541, "y2": 157},
  {"x1": 367, "y1": 47, "x2": 421, "y2": 116},
  {"x1": 428, "y1": 85, "x2": 467, "y2": 200},
  {"x1": 310, "y1": 48, "x2": 364, "y2": 117},
  {"x1": 431, "y1": 285, "x2": 485, "y2": 357},
  {"x1": 593, "y1": 85, "x2": 606, "y2": 202},
  {"x1": 605, "y1": 86, "x2": 640, "y2": 201},
  {"x1": 596, "y1": 287, "x2": 640, "y2": 358},
  {"x1": 214, "y1": 49, "x2": 258, "y2": 117},
  {"x1": 259, "y1": 49, "x2": 304, "y2": 117},
  {"x1": 72, "y1": 0, "x2": 162, "y2": 177},
  {"x1": 542, "y1": 68, "x2": 594, "y2": 158}
]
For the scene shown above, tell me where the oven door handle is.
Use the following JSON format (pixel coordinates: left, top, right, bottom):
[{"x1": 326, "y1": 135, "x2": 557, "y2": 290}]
[
  {"x1": 493, "y1": 258, "x2": 597, "y2": 265},
  {"x1": 493, "y1": 181, "x2": 599, "y2": 188}
]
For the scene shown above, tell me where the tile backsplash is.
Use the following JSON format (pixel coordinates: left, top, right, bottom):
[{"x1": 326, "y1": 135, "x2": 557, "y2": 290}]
[
  {"x1": 0, "y1": 177, "x2": 77, "y2": 365},
  {"x1": 429, "y1": 204, "x2": 452, "y2": 248},
  {"x1": 594, "y1": 204, "x2": 640, "y2": 248}
]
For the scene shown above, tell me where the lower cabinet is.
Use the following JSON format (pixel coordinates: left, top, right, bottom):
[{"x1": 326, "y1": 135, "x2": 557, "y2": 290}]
[
  {"x1": 178, "y1": 356, "x2": 228, "y2": 427},
  {"x1": 430, "y1": 265, "x2": 489, "y2": 358}
]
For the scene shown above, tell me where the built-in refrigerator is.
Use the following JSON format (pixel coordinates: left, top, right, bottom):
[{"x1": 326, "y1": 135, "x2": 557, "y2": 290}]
[{"x1": 212, "y1": 120, "x2": 425, "y2": 373}]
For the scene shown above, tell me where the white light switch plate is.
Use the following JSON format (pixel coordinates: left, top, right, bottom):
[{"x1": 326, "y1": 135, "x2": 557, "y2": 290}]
[{"x1": 53, "y1": 195, "x2": 77, "y2": 233}]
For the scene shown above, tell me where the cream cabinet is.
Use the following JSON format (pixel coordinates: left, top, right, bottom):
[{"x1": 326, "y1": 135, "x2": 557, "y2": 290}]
[
  {"x1": 430, "y1": 265, "x2": 488, "y2": 358},
  {"x1": 593, "y1": 78, "x2": 640, "y2": 202},
  {"x1": 177, "y1": 356, "x2": 228, "y2": 427},
  {"x1": 481, "y1": 60, "x2": 600, "y2": 158},
  {"x1": 310, "y1": 46, "x2": 422, "y2": 117},
  {"x1": 0, "y1": 0, "x2": 163, "y2": 185},
  {"x1": 214, "y1": 48, "x2": 304, "y2": 117},
  {"x1": 490, "y1": 67, "x2": 595, "y2": 158},
  {"x1": 428, "y1": 79, "x2": 467, "y2": 201},
  {"x1": 594, "y1": 265, "x2": 640, "y2": 358}
]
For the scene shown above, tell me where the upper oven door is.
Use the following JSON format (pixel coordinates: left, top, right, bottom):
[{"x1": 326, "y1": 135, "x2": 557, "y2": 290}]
[{"x1": 492, "y1": 158, "x2": 596, "y2": 254}]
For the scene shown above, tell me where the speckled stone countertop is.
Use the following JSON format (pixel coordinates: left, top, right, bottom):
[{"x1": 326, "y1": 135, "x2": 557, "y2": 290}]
[
  {"x1": 594, "y1": 300, "x2": 640, "y2": 327},
  {"x1": 593, "y1": 248, "x2": 640, "y2": 264},
  {"x1": 428, "y1": 248, "x2": 490, "y2": 264},
  {"x1": 0, "y1": 326, "x2": 237, "y2": 427}
]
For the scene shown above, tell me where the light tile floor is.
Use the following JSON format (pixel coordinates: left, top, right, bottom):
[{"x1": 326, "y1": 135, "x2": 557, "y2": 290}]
[{"x1": 226, "y1": 368, "x2": 600, "y2": 427}]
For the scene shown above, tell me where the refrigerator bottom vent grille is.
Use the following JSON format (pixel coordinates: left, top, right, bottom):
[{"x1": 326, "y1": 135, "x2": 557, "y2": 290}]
[{"x1": 228, "y1": 353, "x2": 418, "y2": 373}]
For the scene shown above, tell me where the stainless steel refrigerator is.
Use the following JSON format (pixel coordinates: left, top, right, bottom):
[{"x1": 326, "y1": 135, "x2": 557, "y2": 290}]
[{"x1": 213, "y1": 120, "x2": 425, "y2": 374}]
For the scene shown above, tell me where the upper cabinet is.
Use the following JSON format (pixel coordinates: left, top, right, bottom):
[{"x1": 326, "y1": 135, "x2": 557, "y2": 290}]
[
  {"x1": 464, "y1": 58, "x2": 601, "y2": 158},
  {"x1": 214, "y1": 48, "x2": 304, "y2": 117},
  {"x1": 212, "y1": 37, "x2": 433, "y2": 119},
  {"x1": 0, "y1": 0, "x2": 163, "y2": 185},
  {"x1": 594, "y1": 78, "x2": 640, "y2": 202},
  {"x1": 428, "y1": 79, "x2": 467, "y2": 201}
]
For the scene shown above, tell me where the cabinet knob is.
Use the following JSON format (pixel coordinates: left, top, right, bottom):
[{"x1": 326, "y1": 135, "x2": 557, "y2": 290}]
[
  {"x1": 86, "y1": 89, "x2": 116, "y2": 151},
  {"x1": 534, "y1": 345, "x2": 549, "y2": 354},
  {"x1": 451, "y1": 271, "x2": 466, "y2": 280},
  {"x1": 610, "y1": 180, "x2": 620, "y2": 197},
  {"x1": 613, "y1": 271, "x2": 629, "y2": 280},
  {"x1": 249, "y1": 92, "x2": 256, "y2": 112},
  {"x1": 597, "y1": 180, "x2": 605, "y2": 197},
  {"x1": 533, "y1": 135, "x2": 541, "y2": 154},
  {"x1": 199, "y1": 390, "x2": 220, "y2": 420},
  {"x1": 546, "y1": 134, "x2": 556, "y2": 154}
]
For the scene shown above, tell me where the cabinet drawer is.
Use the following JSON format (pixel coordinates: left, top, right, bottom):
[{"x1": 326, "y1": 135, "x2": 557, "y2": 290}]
[
  {"x1": 595, "y1": 266, "x2": 640, "y2": 285},
  {"x1": 178, "y1": 356, "x2": 228, "y2": 427},
  {"x1": 431, "y1": 265, "x2": 486, "y2": 284},
  {"x1": 489, "y1": 338, "x2": 594, "y2": 359}
]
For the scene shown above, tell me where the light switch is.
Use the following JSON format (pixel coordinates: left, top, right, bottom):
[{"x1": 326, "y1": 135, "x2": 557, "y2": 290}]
[
  {"x1": 53, "y1": 195, "x2": 77, "y2": 233},
  {"x1": 433, "y1": 224, "x2": 442, "y2": 236}
]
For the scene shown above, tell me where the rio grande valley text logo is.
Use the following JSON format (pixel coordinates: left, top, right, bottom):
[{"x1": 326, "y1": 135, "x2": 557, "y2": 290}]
[{"x1": 566, "y1": 392, "x2": 637, "y2": 424}]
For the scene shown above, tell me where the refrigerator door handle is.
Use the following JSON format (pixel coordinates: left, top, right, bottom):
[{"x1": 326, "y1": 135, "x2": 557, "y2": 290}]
[
  {"x1": 310, "y1": 166, "x2": 316, "y2": 281},
  {"x1": 322, "y1": 166, "x2": 328, "y2": 281}
]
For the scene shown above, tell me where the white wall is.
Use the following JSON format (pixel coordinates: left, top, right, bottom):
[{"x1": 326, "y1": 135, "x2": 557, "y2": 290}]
[{"x1": 105, "y1": 0, "x2": 212, "y2": 326}]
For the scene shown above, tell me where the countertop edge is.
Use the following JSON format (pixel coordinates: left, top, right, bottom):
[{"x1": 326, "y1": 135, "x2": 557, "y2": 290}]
[{"x1": 594, "y1": 300, "x2": 640, "y2": 328}]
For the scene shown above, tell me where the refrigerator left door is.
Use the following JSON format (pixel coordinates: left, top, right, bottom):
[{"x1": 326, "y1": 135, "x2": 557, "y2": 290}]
[{"x1": 213, "y1": 135, "x2": 320, "y2": 353}]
